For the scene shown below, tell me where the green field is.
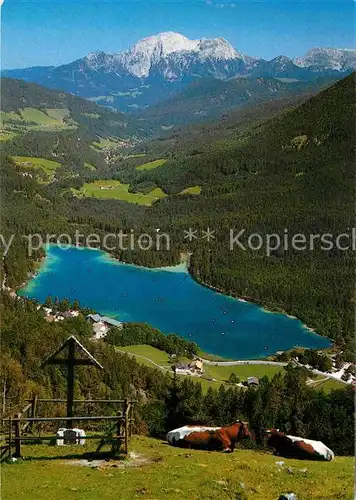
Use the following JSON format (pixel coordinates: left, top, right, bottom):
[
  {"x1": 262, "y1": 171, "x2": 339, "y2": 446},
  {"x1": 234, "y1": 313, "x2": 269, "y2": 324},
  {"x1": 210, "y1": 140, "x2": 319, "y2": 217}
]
[
  {"x1": 79, "y1": 180, "x2": 167, "y2": 205},
  {"x1": 0, "y1": 130, "x2": 18, "y2": 141},
  {"x1": 45, "y1": 108, "x2": 70, "y2": 121},
  {"x1": 117, "y1": 345, "x2": 285, "y2": 392},
  {"x1": 20, "y1": 107, "x2": 62, "y2": 126},
  {"x1": 1, "y1": 111, "x2": 24, "y2": 122},
  {"x1": 2, "y1": 436, "x2": 353, "y2": 500},
  {"x1": 179, "y1": 186, "x2": 202, "y2": 195},
  {"x1": 136, "y1": 158, "x2": 167, "y2": 171},
  {"x1": 84, "y1": 162, "x2": 97, "y2": 171},
  {"x1": 203, "y1": 363, "x2": 284, "y2": 382},
  {"x1": 308, "y1": 376, "x2": 344, "y2": 393},
  {"x1": 1, "y1": 107, "x2": 75, "y2": 133},
  {"x1": 92, "y1": 137, "x2": 123, "y2": 150},
  {"x1": 11, "y1": 156, "x2": 61, "y2": 182},
  {"x1": 119, "y1": 344, "x2": 171, "y2": 366}
]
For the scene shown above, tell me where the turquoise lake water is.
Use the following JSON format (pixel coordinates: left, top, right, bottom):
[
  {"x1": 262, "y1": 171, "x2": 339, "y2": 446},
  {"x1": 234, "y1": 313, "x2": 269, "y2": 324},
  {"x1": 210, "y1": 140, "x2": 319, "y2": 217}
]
[{"x1": 19, "y1": 245, "x2": 332, "y2": 359}]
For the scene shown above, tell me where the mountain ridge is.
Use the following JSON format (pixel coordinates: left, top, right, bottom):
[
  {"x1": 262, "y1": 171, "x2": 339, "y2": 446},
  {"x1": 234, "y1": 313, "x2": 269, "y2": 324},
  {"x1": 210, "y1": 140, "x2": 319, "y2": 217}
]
[{"x1": 2, "y1": 32, "x2": 354, "y2": 113}]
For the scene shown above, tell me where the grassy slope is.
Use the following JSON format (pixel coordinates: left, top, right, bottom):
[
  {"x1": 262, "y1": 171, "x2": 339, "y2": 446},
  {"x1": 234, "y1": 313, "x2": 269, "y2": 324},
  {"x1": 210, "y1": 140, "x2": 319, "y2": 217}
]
[
  {"x1": 119, "y1": 344, "x2": 172, "y2": 365},
  {"x1": 136, "y1": 158, "x2": 167, "y2": 171},
  {"x1": 118, "y1": 345, "x2": 344, "y2": 393},
  {"x1": 11, "y1": 156, "x2": 61, "y2": 183},
  {"x1": 119, "y1": 344, "x2": 282, "y2": 380},
  {"x1": 20, "y1": 107, "x2": 61, "y2": 126},
  {"x1": 2, "y1": 436, "x2": 353, "y2": 500},
  {"x1": 203, "y1": 364, "x2": 283, "y2": 381},
  {"x1": 179, "y1": 186, "x2": 202, "y2": 195},
  {"x1": 79, "y1": 180, "x2": 166, "y2": 205}
]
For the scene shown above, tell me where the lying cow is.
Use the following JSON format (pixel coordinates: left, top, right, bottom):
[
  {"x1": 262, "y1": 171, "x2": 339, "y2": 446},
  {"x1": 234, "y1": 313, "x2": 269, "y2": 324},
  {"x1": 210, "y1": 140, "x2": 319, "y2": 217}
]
[
  {"x1": 167, "y1": 420, "x2": 252, "y2": 452},
  {"x1": 266, "y1": 429, "x2": 334, "y2": 461}
]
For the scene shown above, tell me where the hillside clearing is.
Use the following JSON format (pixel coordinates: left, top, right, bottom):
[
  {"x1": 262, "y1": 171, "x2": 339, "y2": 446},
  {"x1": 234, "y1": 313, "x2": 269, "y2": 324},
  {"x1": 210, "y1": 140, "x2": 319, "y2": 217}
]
[
  {"x1": 179, "y1": 186, "x2": 202, "y2": 195},
  {"x1": 45, "y1": 108, "x2": 70, "y2": 121},
  {"x1": 11, "y1": 156, "x2": 61, "y2": 182},
  {"x1": 79, "y1": 180, "x2": 167, "y2": 205},
  {"x1": 2, "y1": 436, "x2": 353, "y2": 500},
  {"x1": 203, "y1": 363, "x2": 284, "y2": 382},
  {"x1": 0, "y1": 130, "x2": 18, "y2": 141},
  {"x1": 136, "y1": 158, "x2": 167, "y2": 171},
  {"x1": 1, "y1": 107, "x2": 76, "y2": 132},
  {"x1": 307, "y1": 376, "x2": 344, "y2": 392},
  {"x1": 119, "y1": 344, "x2": 172, "y2": 365},
  {"x1": 92, "y1": 137, "x2": 124, "y2": 149},
  {"x1": 20, "y1": 107, "x2": 63, "y2": 126}
]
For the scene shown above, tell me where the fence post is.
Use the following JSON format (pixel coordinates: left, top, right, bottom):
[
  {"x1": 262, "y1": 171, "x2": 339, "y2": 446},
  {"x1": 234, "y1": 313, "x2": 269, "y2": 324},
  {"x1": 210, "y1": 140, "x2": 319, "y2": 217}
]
[
  {"x1": 8, "y1": 417, "x2": 12, "y2": 460},
  {"x1": 129, "y1": 400, "x2": 133, "y2": 437},
  {"x1": 124, "y1": 398, "x2": 129, "y2": 454},
  {"x1": 30, "y1": 395, "x2": 38, "y2": 433},
  {"x1": 14, "y1": 414, "x2": 21, "y2": 458}
]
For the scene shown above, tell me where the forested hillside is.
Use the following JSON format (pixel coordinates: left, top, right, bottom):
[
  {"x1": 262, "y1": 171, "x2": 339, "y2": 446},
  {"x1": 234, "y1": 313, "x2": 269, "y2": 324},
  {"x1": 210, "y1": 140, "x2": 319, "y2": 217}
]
[
  {"x1": 112, "y1": 74, "x2": 355, "y2": 358},
  {"x1": 1, "y1": 77, "x2": 143, "y2": 137},
  {"x1": 0, "y1": 78, "x2": 150, "y2": 185},
  {"x1": 138, "y1": 76, "x2": 330, "y2": 128},
  {"x1": 1, "y1": 75, "x2": 354, "y2": 361}
]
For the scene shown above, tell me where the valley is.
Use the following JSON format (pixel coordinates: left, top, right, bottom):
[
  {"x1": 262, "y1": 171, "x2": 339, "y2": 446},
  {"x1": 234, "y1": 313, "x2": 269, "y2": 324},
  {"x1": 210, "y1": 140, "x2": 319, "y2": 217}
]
[
  {"x1": 1, "y1": 74, "x2": 354, "y2": 359},
  {"x1": 1, "y1": 30, "x2": 354, "y2": 499}
]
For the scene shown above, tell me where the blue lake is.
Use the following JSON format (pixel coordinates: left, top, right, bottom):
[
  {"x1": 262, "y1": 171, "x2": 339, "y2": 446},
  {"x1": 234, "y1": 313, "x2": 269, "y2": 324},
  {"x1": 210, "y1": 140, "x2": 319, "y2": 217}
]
[{"x1": 19, "y1": 245, "x2": 332, "y2": 359}]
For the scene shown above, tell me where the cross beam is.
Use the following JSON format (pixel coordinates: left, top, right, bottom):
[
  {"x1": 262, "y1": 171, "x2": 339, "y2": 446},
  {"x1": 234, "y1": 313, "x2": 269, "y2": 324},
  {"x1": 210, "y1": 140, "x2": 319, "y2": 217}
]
[{"x1": 42, "y1": 336, "x2": 103, "y2": 428}]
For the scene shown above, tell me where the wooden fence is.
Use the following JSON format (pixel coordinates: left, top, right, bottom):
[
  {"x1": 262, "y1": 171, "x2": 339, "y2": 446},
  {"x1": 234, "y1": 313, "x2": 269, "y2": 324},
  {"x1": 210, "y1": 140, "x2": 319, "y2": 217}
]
[{"x1": 1, "y1": 397, "x2": 135, "y2": 461}]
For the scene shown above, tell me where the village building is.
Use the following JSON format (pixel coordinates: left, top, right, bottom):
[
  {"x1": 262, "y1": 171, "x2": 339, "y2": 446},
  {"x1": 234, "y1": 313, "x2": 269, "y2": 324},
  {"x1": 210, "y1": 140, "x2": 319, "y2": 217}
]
[
  {"x1": 62, "y1": 310, "x2": 80, "y2": 318},
  {"x1": 190, "y1": 359, "x2": 204, "y2": 374},
  {"x1": 175, "y1": 359, "x2": 204, "y2": 376},
  {"x1": 246, "y1": 376, "x2": 259, "y2": 387},
  {"x1": 86, "y1": 314, "x2": 123, "y2": 339}
]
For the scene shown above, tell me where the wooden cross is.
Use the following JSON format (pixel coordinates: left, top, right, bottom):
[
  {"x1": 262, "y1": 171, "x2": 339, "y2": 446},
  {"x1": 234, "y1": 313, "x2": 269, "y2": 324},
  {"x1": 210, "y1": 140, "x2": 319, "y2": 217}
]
[{"x1": 42, "y1": 336, "x2": 103, "y2": 428}]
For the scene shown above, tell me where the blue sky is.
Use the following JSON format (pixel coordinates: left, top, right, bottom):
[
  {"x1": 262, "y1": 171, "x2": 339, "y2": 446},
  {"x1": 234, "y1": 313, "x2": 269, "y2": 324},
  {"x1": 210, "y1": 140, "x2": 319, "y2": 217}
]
[{"x1": 2, "y1": 0, "x2": 355, "y2": 69}]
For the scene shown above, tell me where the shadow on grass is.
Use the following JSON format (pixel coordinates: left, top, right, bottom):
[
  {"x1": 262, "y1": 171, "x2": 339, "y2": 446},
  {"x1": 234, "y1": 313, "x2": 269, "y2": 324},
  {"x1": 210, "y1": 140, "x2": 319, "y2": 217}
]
[{"x1": 17, "y1": 449, "x2": 125, "y2": 463}]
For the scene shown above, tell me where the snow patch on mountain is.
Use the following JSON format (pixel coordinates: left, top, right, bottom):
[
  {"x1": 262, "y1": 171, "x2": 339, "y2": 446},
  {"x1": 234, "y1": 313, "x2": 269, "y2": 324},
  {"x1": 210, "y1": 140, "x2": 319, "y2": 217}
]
[
  {"x1": 294, "y1": 48, "x2": 356, "y2": 71},
  {"x1": 101, "y1": 32, "x2": 243, "y2": 79}
]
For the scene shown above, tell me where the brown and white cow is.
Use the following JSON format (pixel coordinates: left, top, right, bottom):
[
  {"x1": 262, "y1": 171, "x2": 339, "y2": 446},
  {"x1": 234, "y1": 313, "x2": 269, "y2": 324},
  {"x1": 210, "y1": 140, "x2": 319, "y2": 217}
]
[
  {"x1": 266, "y1": 429, "x2": 334, "y2": 461},
  {"x1": 166, "y1": 421, "x2": 253, "y2": 452}
]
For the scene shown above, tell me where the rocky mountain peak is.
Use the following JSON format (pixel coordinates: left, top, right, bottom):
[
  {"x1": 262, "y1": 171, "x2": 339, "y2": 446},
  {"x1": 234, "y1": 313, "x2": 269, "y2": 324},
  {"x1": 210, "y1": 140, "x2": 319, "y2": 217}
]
[{"x1": 294, "y1": 47, "x2": 356, "y2": 71}]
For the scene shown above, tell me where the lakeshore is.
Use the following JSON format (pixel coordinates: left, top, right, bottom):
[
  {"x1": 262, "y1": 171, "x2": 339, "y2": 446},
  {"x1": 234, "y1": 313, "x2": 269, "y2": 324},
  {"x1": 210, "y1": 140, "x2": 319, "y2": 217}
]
[{"x1": 18, "y1": 244, "x2": 332, "y2": 359}]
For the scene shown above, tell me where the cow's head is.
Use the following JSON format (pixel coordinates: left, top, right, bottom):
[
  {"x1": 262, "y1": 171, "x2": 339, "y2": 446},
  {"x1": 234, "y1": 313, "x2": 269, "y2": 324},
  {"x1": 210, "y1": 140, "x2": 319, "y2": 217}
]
[
  {"x1": 265, "y1": 428, "x2": 284, "y2": 447},
  {"x1": 237, "y1": 421, "x2": 254, "y2": 441}
]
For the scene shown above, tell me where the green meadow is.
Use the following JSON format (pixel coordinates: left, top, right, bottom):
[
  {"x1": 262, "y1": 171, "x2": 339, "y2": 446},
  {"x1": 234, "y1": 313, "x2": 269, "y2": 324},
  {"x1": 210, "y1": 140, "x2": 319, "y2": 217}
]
[
  {"x1": 119, "y1": 344, "x2": 172, "y2": 366},
  {"x1": 11, "y1": 156, "x2": 61, "y2": 182},
  {"x1": 136, "y1": 158, "x2": 167, "y2": 171},
  {"x1": 1, "y1": 107, "x2": 76, "y2": 133},
  {"x1": 1, "y1": 111, "x2": 24, "y2": 122},
  {"x1": 179, "y1": 186, "x2": 202, "y2": 195},
  {"x1": 307, "y1": 376, "x2": 344, "y2": 392},
  {"x1": 2, "y1": 436, "x2": 353, "y2": 500},
  {"x1": 92, "y1": 137, "x2": 123, "y2": 150},
  {"x1": 79, "y1": 180, "x2": 167, "y2": 205},
  {"x1": 45, "y1": 108, "x2": 70, "y2": 121},
  {"x1": 116, "y1": 345, "x2": 344, "y2": 394},
  {"x1": 203, "y1": 363, "x2": 284, "y2": 382},
  {"x1": 117, "y1": 344, "x2": 282, "y2": 391},
  {"x1": 0, "y1": 130, "x2": 18, "y2": 141}
]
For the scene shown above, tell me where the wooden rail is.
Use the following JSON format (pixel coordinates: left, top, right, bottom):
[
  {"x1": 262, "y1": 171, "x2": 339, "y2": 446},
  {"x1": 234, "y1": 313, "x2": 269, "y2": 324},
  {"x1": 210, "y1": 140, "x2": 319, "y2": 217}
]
[{"x1": 2, "y1": 399, "x2": 135, "y2": 461}]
